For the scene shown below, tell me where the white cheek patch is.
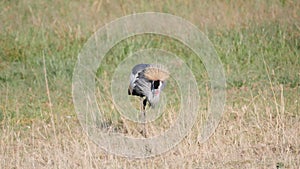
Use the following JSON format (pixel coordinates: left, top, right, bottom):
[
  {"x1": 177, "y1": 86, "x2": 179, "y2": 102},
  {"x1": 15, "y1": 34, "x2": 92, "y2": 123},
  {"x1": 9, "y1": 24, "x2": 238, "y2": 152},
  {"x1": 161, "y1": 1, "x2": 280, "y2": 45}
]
[{"x1": 158, "y1": 81, "x2": 163, "y2": 91}]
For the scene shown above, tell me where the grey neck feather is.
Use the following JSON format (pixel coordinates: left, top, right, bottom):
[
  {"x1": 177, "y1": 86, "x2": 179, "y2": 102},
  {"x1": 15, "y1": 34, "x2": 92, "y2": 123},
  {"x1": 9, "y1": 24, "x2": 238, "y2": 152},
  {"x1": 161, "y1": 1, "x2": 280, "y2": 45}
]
[{"x1": 147, "y1": 92, "x2": 160, "y2": 108}]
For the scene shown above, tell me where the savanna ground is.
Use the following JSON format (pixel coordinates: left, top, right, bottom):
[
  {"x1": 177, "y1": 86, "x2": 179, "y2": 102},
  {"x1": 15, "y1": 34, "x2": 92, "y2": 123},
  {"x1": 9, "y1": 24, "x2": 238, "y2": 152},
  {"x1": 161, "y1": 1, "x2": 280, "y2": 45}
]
[{"x1": 1, "y1": 0, "x2": 300, "y2": 168}]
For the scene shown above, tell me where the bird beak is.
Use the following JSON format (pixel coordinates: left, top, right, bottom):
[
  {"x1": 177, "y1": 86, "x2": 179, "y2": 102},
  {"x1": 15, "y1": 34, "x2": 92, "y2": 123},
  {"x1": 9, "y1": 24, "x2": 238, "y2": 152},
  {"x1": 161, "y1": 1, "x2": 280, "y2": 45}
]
[{"x1": 154, "y1": 89, "x2": 160, "y2": 95}]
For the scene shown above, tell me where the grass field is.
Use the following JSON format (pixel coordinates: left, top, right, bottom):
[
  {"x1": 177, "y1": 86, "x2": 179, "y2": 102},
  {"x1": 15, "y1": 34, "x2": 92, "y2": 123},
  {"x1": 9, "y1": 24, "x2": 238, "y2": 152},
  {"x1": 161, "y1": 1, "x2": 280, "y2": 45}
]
[{"x1": 1, "y1": 0, "x2": 300, "y2": 168}]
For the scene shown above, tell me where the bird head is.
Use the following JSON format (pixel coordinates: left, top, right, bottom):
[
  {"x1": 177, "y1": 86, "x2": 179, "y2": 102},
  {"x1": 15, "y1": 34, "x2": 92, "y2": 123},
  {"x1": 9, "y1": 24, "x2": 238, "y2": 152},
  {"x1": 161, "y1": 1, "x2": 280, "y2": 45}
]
[
  {"x1": 143, "y1": 65, "x2": 169, "y2": 108},
  {"x1": 151, "y1": 80, "x2": 163, "y2": 95},
  {"x1": 147, "y1": 80, "x2": 161, "y2": 108}
]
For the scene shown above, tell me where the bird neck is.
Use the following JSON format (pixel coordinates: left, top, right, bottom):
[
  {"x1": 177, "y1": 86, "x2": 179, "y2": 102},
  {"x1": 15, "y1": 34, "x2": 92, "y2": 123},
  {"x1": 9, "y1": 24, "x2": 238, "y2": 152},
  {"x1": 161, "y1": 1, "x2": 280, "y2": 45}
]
[{"x1": 147, "y1": 91, "x2": 160, "y2": 108}]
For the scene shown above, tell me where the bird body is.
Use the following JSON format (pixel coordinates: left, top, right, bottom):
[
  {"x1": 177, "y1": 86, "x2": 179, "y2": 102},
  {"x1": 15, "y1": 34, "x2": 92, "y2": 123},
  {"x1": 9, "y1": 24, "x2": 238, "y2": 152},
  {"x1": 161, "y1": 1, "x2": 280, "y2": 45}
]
[{"x1": 128, "y1": 64, "x2": 169, "y2": 109}]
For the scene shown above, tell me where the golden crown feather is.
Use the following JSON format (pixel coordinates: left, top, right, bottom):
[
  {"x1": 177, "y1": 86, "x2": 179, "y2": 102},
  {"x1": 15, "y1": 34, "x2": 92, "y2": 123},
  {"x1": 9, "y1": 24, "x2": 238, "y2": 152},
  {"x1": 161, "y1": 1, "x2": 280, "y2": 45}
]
[{"x1": 144, "y1": 64, "x2": 170, "y2": 81}]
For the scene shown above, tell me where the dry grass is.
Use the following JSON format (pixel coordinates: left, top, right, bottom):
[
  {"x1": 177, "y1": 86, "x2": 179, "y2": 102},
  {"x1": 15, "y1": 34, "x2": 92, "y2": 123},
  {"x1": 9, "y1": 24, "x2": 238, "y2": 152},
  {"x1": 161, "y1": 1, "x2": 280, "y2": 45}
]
[
  {"x1": 1, "y1": 86, "x2": 299, "y2": 168},
  {"x1": 1, "y1": 0, "x2": 300, "y2": 168}
]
